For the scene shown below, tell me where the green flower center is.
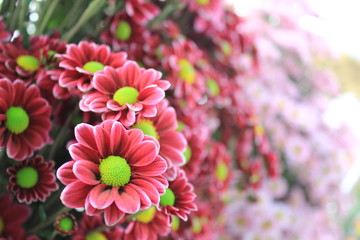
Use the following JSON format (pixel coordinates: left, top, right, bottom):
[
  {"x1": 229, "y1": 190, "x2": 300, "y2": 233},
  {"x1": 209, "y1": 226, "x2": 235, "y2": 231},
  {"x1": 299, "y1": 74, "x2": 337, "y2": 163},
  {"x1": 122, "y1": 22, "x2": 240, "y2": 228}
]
[
  {"x1": 191, "y1": 216, "x2": 202, "y2": 233},
  {"x1": 176, "y1": 121, "x2": 185, "y2": 131},
  {"x1": 220, "y1": 41, "x2": 232, "y2": 56},
  {"x1": 215, "y1": 162, "x2": 228, "y2": 182},
  {"x1": 99, "y1": 156, "x2": 131, "y2": 187},
  {"x1": 16, "y1": 167, "x2": 39, "y2": 189},
  {"x1": 171, "y1": 215, "x2": 180, "y2": 231},
  {"x1": 86, "y1": 232, "x2": 108, "y2": 240},
  {"x1": 160, "y1": 188, "x2": 175, "y2": 206},
  {"x1": 132, "y1": 119, "x2": 159, "y2": 140},
  {"x1": 6, "y1": 106, "x2": 30, "y2": 134},
  {"x1": 116, "y1": 20, "x2": 132, "y2": 41},
  {"x1": 16, "y1": 55, "x2": 40, "y2": 72},
  {"x1": 134, "y1": 206, "x2": 156, "y2": 223},
  {"x1": 196, "y1": 0, "x2": 210, "y2": 5},
  {"x1": 207, "y1": 78, "x2": 220, "y2": 96},
  {"x1": 178, "y1": 59, "x2": 195, "y2": 84},
  {"x1": 183, "y1": 146, "x2": 192, "y2": 164},
  {"x1": 0, "y1": 217, "x2": 4, "y2": 234},
  {"x1": 83, "y1": 61, "x2": 105, "y2": 74},
  {"x1": 58, "y1": 216, "x2": 74, "y2": 232},
  {"x1": 113, "y1": 86, "x2": 139, "y2": 105}
]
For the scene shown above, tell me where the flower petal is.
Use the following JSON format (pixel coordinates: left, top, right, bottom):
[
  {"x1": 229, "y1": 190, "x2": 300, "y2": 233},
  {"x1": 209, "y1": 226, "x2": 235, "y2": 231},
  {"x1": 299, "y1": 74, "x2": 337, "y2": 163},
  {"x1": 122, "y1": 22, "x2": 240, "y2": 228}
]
[
  {"x1": 126, "y1": 141, "x2": 157, "y2": 166},
  {"x1": 89, "y1": 184, "x2": 116, "y2": 209},
  {"x1": 73, "y1": 160, "x2": 100, "y2": 185},
  {"x1": 60, "y1": 181, "x2": 92, "y2": 208},
  {"x1": 104, "y1": 203, "x2": 125, "y2": 226},
  {"x1": 114, "y1": 185, "x2": 141, "y2": 213}
]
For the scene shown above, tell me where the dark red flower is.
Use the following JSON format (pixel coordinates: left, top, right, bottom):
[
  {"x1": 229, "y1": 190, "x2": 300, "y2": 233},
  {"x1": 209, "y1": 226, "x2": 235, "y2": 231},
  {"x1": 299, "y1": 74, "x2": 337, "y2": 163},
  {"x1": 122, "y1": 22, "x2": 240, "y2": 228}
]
[
  {"x1": 54, "y1": 213, "x2": 78, "y2": 236},
  {"x1": 125, "y1": 0, "x2": 160, "y2": 25},
  {"x1": 0, "y1": 79, "x2": 52, "y2": 160},
  {"x1": 7, "y1": 156, "x2": 59, "y2": 204}
]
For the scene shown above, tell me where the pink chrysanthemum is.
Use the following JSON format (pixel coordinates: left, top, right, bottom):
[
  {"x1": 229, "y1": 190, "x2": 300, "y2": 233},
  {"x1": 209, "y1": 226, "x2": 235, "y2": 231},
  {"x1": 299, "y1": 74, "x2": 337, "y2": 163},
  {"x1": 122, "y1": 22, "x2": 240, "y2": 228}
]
[
  {"x1": 125, "y1": 0, "x2": 160, "y2": 25},
  {"x1": 159, "y1": 169, "x2": 197, "y2": 221},
  {"x1": 80, "y1": 61, "x2": 170, "y2": 126},
  {"x1": 7, "y1": 156, "x2": 59, "y2": 204},
  {"x1": 161, "y1": 39, "x2": 206, "y2": 105},
  {"x1": 131, "y1": 99, "x2": 186, "y2": 179},
  {"x1": 0, "y1": 194, "x2": 31, "y2": 240},
  {"x1": 58, "y1": 41, "x2": 127, "y2": 92},
  {"x1": 101, "y1": 11, "x2": 145, "y2": 51},
  {"x1": 0, "y1": 42, "x2": 42, "y2": 85},
  {"x1": 0, "y1": 79, "x2": 52, "y2": 160},
  {"x1": 125, "y1": 206, "x2": 170, "y2": 240},
  {"x1": 73, "y1": 214, "x2": 124, "y2": 240},
  {"x1": 57, "y1": 120, "x2": 168, "y2": 226}
]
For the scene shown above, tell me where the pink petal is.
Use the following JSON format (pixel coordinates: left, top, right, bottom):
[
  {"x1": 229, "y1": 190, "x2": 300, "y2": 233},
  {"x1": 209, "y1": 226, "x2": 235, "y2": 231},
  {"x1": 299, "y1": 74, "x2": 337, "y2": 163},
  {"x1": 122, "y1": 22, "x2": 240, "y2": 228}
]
[
  {"x1": 156, "y1": 107, "x2": 177, "y2": 132},
  {"x1": 93, "y1": 125, "x2": 110, "y2": 158},
  {"x1": 74, "y1": 123, "x2": 97, "y2": 149},
  {"x1": 104, "y1": 203, "x2": 125, "y2": 226},
  {"x1": 89, "y1": 184, "x2": 116, "y2": 209},
  {"x1": 126, "y1": 141, "x2": 157, "y2": 166},
  {"x1": 131, "y1": 179, "x2": 160, "y2": 205},
  {"x1": 132, "y1": 156, "x2": 167, "y2": 176},
  {"x1": 109, "y1": 121, "x2": 127, "y2": 156},
  {"x1": 60, "y1": 181, "x2": 92, "y2": 208},
  {"x1": 73, "y1": 160, "x2": 100, "y2": 185},
  {"x1": 69, "y1": 144, "x2": 101, "y2": 164},
  {"x1": 140, "y1": 105, "x2": 157, "y2": 117},
  {"x1": 127, "y1": 184, "x2": 151, "y2": 209},
  {"x1": 114, "y1": 185, "x2": 140, "y2": 213},
  {"x1": 138, "y1": 86, "x2": 164, "y2": 105},
  {"x1": 57, "y1": 161, "x2": 77, "y2": 185}
]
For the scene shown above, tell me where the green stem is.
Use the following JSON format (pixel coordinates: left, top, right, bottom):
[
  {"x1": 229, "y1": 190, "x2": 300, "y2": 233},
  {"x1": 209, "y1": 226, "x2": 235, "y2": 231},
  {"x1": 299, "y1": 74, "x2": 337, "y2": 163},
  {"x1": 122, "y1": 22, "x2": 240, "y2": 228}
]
[
  {"x1": 62, "y1": 0, "x2": 107, "y2": 42},
  {"x1": 8, "y1": 0, "x2": 21, "y2": 30},
  {"x1": 28, "y1": 206, "x2": 70, "y2": 234},
  {"x1": 17, "y1": 0, "x2": 28, "y2": 35},
  {"x1": 36, "y1": 0, "x2": 60, "y2": 35},
  {"x1": 58, "y1": 0, "x2": 85, "y2": 32}
]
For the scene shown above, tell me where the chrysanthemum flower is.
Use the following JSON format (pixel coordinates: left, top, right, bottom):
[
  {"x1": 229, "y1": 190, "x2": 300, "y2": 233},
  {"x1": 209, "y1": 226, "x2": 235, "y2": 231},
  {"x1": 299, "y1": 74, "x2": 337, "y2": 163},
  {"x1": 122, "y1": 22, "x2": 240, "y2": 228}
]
[
  {"x1": 54, "y1": 213, "x2": 78, "y2": 236},
  {"x1": 0, "y1": 194, "x2": 31, "y2": 239},
  {"x1": 161, "y1": 39, "x2": 206, "y2": 105},
  {"x1": 159, "y1": 169, "x2": 197, "y2": 221},
  {"x1": 57, "y1": 120, "x2": 168, "y2": 226},
  {"x1": 125, "y1": 206, "x2": 170, "y2": 240},
  {"x1": 131, "y1": 100, "x2": 186, "y2": 179},
  {"x1": 101, "y1": 11, "x2": 145, "y2": 51},
  {"x1": 7, "y1": 156, "x2": 59, "y2": 204},
  {"x1": 58, "y1": 41, "x2": 127, "y2": 92},
  {"x1": 0, "y1": 42, "x2": 42, "y2": 85},
  {"x1": 73, "y1": 214, "x2": 124, "y2": 240},
  {"x1": 0, "y1": 79, "x2": 52, "y2": 160},
  {"x1": 80, "y1": 61, "x2": 170, "y2": 126},
  {"x1": 125, "y1": 0, "x2": 160, "y2": 25}
]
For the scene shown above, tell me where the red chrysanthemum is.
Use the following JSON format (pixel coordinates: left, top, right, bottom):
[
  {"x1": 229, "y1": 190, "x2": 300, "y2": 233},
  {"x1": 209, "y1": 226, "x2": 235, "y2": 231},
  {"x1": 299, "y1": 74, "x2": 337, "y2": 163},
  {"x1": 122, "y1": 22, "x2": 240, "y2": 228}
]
[
  {"x1": 125, "y1": 0, "x2": 160, "y2": 25},
  {"x1": 101, "y1": 11, "x2": 145, "y2": 51},
  {"x1": 80, "y1": 61, "x2": 170, "y2": 127},
  {"x1": 0, "y1": 42, "x2": 42, "y2": 85},
  {"x1": 7, "y1": 156, "x2": 59, "y2": 204},
  {"x1": 159, "y1": 169, "x2": 197, "y2": 221},
  {"x1": 0, "y1": 79, "x2": 52, "y2": 160},
  {"x1": 54, "y1": 213, "x2": 78, "y2": 236},
  {"x1": 58, "y1": 41, "x2": 127, "y2": 92},
  {"x1": 161, "y1": 39, "x2": 206, "y2": 105},
  {"x1": 125, "y1": 206, "x2": 170, "y2": 240},
  {"x1": 0, "y1": 194, "x2": 31, "y2": 240},
  {"x1": 131, "y1": 99, "x2": 186, "y2": 179},
  {"x1": 73, "y1": 214, "x2": 124, "y2": 240},
  {"x1": 57, "y1": 120, "x2": 168, "y2": 226}
]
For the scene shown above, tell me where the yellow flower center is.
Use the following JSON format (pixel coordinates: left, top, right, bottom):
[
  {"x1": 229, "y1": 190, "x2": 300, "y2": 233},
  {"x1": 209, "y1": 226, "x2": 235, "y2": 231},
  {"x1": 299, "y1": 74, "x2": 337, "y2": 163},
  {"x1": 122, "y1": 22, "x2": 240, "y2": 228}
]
[
  {"x1": 220, "y1": 41, "x2": 232, "y2": 56},
  {"x1": 160, "y1": 188, "x2": 175, "y2": 206},
  {"x1": 16, "y1": 55, "x2": 40, "y2": 72},
  {"x1": 113, "y1": 86, "x2": 139, "y2": 105},
  {"x1": 58, "y1": 216, "x2": 74, "y2": 232},
  {"x1": 16, "y1": 167, "x2": 39, "y2": 189},
  {"x1": 207, "y1": 78, "x2": 220, "y2": 96},
  {"x1": 215, "y1": 162, "x2": 228, "y2": 182},
  {"x1": 6, "y1": 106, "x2": 30, "y2": 134},
  {"x1": 178, "y1": 59, "x2": 195, "y2": 84},
  {"x1": 86, "y1": 232, "x2": 108, "y2": 240},
  {"x1": 196, "y1": 0, "x2": 210, "y2": 6},
  {"x1": 132, "y1": 119, "x2": 159, "y2": 140},
  {"x1": 171, "y1": 215, "x2": 180, "y2": 231},
  {"x1": 134, "y1": 206, "x2": 156, "y2": 223},
  {"x1": 83, "y1": 61, "x2": 105, "y2": 74},
  {"x1": 99, "y1": 156, "x2": 131, "y2": 187},
  {"x1": 183, "y1": 146, "x2": 192, "y2": 164},
  {"x1": 116, "y1": 20, "x2": 132, "y2": 41}
]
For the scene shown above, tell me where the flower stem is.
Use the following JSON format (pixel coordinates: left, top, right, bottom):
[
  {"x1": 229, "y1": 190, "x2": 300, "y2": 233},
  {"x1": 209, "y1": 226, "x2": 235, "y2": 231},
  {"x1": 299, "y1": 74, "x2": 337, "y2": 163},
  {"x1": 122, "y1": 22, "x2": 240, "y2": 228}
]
[
  {"x1": 28, "y1": 206, "x2": 70, "y2": 234},
  {"x1": 36, "y1": 0, "x2": 60, "y2": 35}
]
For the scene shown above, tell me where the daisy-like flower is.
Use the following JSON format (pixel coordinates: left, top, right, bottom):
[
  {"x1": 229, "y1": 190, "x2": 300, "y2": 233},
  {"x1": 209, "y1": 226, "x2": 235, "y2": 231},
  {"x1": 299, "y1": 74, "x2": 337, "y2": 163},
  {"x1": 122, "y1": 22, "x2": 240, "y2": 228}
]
[
  {"x1": 0, "y1": 79, "x2": 52, "y2": 161},
  {"x1": 7, "y1": 156, "x2": 59, "y2": 204},
  {"x1": 54, "y1": 213, "x2": 78, "y2": 236},
  {"x1": 80, "y1": 61, "x2": 170, "y2": 127},
  {"x1": 0, "y1": 194, "x2": 31, "y2": 240},
  {"x1": 73, "y1": 214, "x2": 124, "y2": 240},
  {"x1": 57, "y1": 120, "x2": 168, "y2": 226},
  {"x1": 101, "y1": 11, "x2": 144, "y2": 51},
  {"x1": 125, "y1": 206, "x2": 170, "y2": 240},
  {"x1": 58, "y1": 41, "x2": 127, "y2": 92},
  {"x1": 161, "y1": 39, "x2": 206, "y2": 105},
  {"x1": 159, "y1": 169, "x2": 197, "y2": 221},
  {"x1": 131, "y1": 100, "x2": 186, "y2": 179}
]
